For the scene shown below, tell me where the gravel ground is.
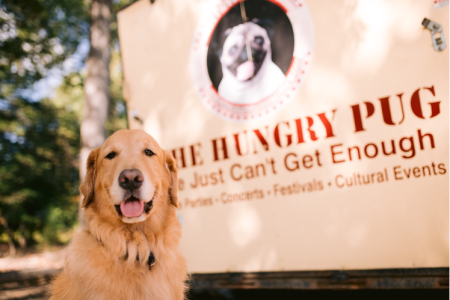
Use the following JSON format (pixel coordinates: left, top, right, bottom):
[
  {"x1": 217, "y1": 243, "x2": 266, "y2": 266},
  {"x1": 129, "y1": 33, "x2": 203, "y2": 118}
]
[{"x1": 0, "y1": 249, "x2": 64, "y2": 300}]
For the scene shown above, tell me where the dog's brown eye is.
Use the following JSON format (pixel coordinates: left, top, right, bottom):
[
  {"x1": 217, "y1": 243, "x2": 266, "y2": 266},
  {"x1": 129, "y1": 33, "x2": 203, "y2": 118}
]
[
  {"x1": 105, "y1": 151, "x2": 116, "y2": 160},
  {"x1": 144, "y1": 149, "x2": 155, "y2": 157}
]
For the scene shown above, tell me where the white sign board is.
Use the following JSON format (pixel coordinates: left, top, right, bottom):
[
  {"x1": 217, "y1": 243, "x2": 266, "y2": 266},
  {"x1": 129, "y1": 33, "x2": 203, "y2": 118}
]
[{"x1": 118, "y1": 0, "x2": 449, "y2": 273}]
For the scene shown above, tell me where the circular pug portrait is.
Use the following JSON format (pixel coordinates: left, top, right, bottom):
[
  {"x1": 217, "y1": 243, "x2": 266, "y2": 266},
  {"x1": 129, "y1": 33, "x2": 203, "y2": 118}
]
[
  {"x1": 191, "y1": 0, "x2": 314, "y2": 123},
  {"x1": 207, "y1": 1, "x2": 294, "y2": 105}
]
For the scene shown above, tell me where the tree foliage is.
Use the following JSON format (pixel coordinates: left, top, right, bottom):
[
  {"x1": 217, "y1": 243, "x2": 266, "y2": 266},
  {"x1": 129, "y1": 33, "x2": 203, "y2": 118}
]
[
  {"x1": 0, "y1": 97, "x2": 80, "y2": 245},
  {"x1": 0, "y1": 0, "x2": 88, "y2": 100},
  {"x1": 0, "y1": 0, "x2": 88, "y2": 249},
  {"x1": 0, "y1": 0, "x2": 129, "y2": 251}
]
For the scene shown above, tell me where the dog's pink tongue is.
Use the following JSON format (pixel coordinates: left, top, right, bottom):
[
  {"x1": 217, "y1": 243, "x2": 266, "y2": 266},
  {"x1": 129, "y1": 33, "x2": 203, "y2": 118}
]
[
  {"x1": 236, "y1": 60, "x2": 255, "y2": 81},
  {"x1": 120, "y1": 200, "x2": 144, "y2": 218}
]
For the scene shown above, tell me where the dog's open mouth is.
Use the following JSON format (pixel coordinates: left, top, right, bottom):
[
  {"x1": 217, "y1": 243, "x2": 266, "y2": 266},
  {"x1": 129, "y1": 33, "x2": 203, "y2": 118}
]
[{"x1": 115, "y1": 196, "x2": 153, "y2": 218}]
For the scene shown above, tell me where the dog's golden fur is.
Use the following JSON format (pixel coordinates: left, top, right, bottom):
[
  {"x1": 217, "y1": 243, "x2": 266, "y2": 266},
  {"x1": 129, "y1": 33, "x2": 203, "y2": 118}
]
[{"x1": 50, "y1": 130, "x2": 188, "y2": 300}]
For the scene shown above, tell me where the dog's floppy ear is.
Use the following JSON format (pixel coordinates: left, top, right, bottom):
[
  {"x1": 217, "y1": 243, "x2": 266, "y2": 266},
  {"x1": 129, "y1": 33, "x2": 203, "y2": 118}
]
[
  {"x1": 251, "y1": 18, "x2": 274, "y2": 39},
  {"x1": 80, "y1": 148, "x2": 99, "y2": 208},
  {"x1": 165, "y1": 150, "x2": 179, "y2": 208}
]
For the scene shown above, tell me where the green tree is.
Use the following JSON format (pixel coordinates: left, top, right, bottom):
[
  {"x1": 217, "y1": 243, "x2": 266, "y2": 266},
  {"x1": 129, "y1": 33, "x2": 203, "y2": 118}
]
[
  {"x1": 0, "y1": 97, "x2": 80, "y2": 247},
  {"x1": 0, "y1": 0, "x2": 88, "y2": 101},
  {"x1": 0, "y1": 0, "x2": 87, "y2": 255},
  {"x1": 0, "y1": 0, "x2": 129, "y2": 255}
]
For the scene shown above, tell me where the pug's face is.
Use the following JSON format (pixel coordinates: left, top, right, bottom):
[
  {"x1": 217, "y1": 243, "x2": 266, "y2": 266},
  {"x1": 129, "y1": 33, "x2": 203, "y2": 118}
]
[{"x1": 220, "y1": 22, "x2": 271, "y2": 82}]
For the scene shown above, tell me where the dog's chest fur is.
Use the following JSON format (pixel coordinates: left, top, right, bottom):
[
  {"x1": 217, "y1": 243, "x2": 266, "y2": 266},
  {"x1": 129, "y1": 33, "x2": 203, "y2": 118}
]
[{"x1": 54, "y1": 229, "x2": 186, "y2": 300}]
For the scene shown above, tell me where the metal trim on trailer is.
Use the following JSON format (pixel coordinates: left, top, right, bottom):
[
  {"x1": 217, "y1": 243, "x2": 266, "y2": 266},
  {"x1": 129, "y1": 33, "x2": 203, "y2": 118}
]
[{"x1": 190, "y1": 268, "x2": 449, "y2": 290}]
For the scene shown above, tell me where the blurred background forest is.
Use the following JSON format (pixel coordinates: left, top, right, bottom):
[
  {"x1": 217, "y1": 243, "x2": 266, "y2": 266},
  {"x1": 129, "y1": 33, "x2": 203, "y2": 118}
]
[{"x1": 0, "y1": 0, "x2": 129, "y2": 255}]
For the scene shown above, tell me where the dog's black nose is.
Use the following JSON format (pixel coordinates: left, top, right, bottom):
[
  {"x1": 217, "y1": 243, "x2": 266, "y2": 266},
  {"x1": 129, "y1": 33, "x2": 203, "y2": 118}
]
[{"x1": 119, "y1": 169, "x2": 143, "y2": 190}]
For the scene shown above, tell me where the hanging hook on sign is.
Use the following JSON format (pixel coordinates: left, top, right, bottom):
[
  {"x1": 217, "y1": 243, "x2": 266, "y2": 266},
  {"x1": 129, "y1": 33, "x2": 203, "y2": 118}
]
[{"x1": 422, "y1": 18, "x2": 446, "y2": 51}]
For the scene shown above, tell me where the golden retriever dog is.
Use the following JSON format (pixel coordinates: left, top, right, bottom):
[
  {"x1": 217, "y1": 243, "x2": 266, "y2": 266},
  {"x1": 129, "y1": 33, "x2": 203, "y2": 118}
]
[{"x1": 50, "y1": 129, "x2": 188, "y2": 300}]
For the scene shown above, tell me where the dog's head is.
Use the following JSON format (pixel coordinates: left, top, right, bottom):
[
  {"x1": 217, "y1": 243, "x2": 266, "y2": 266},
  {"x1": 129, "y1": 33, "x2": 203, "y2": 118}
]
[
  {"x1": 220, "y1": 21, "x2": 271, "y2": 82},
  {"x1": 80, "y1": 129, "x2": 178, "y2": 224}
]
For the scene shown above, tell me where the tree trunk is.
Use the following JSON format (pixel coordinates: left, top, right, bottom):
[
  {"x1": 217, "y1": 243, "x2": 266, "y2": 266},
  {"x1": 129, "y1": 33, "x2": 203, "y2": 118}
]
[
  {"x1": 0, "y1": 213, "x2": 16, "y2": 258},
  {"x1": 18, "y1": 222, "x2": 26, "y2": 249},
  {"x1": 80, "y1": 0, "x2": 112, "y2": 227}
]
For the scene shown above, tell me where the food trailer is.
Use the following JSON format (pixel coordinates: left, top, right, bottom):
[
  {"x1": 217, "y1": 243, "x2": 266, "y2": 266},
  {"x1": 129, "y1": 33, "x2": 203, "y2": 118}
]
[{"x1": 117, "y1": 0, "x2": 448, "y2": 289}]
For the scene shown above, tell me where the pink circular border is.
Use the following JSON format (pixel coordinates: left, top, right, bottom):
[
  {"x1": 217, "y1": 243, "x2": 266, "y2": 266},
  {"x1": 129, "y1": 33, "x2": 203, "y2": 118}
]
[{"x1": 191, "y1": 0, "x2": 314, "y2": 123}]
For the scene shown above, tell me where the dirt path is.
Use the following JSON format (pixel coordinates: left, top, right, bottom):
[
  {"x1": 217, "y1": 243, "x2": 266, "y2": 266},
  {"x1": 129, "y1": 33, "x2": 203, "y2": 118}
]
[{"x1": 0, "y1": 249, "x2": 64, "y2": 300}]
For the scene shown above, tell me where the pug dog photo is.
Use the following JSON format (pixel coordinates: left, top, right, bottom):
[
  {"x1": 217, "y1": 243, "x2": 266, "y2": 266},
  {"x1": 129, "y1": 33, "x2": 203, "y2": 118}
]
[
  {"x1": 218, "y1": 20, "x2": 285, "y2": 105},
  {"x1": 206, "y1": 0, "x2": 294, "y2": 107}
]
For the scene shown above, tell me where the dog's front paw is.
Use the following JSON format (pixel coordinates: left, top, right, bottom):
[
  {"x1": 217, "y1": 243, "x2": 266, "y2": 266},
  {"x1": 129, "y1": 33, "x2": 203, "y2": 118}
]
[{"x1": 124, "y1": 231, "x2": 151, "y2": 267}]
